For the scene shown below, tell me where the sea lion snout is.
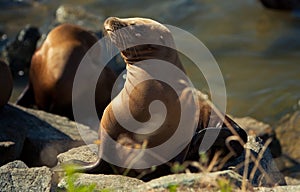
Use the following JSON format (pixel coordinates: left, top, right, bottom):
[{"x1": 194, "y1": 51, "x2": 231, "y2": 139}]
[{"x1": 104, "y1": 17, "x2": 129, "y2": 32}]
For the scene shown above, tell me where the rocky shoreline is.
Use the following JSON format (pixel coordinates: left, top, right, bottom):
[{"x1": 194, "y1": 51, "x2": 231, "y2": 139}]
[{"x1": 1, "y1": 103, "x2": 300, "y2": 191}]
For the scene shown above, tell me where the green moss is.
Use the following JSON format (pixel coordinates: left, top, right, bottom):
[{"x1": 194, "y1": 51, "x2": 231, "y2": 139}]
[
  {"x1": 171, "y1": 162, "x2": 186, "y2": 174},
  {"x1": 217, "y1": 178, "x2": 232, "y2": 192},
  {"x1": 167, "y1": 183, "x2": 178, "y2": 192},
  {"x1": 64, "y1": 164, "x2": 97, "y2": 192}
]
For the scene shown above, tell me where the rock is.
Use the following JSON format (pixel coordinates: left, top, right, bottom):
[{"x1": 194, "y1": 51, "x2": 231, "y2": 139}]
[
  {"x1": 56, "y1": 135, "x2": 285, "y2": 187},
  {"x1": 224, "y1": 136, "x2": 286, "y2": 187},
  {"x1": 54, "y1": 5, "x2": 104, "y2": 34},
  {"x1": 234, "y1": 116, "x2": 282, "y2": 158},
  {"x1": 259, "y1": 0, "x2": 300, "y2": 10},
  {"x1": 275, "y1": 111, "x2": 300, "y2": 178},
  {"x1": 20, "y1": 105, "x2": 96, "y2": 142},
  {"x1": 285, "y1": 176, "x2": 300, "y2": 185},
  {"x1": 133, "y1": 170, "x2": 250, "y2": 192},
  {"x1": 255, "y1": 185, "x2": 300, "y2": 192},
  {"x1": 0, "y1": 104, "x2": 96, "y2": 167},
  {"x1": 3, "y1": 25, "x2": 40, "y2": 77},
  {"x1": 58, "y1": 173, "x2": 144, "y2": 192},
  {"x1": 0, "y1": 105, "x2": 29, "y2": 166},
  {"x1": 55, "y1": 145, "x2": 144, "y2": 191},
  {"x1": 276, "y1": 111, "x2": 300, "y2": 161},
  {"x1": 0, "y1": 160, "x2": 28, "y2": 169},
  {"x1": 0, "y1": 160, "x2": 52, "y2": 192},
  {"x1": 57, "y1": 144, "x2": 98, "y2": 164}
]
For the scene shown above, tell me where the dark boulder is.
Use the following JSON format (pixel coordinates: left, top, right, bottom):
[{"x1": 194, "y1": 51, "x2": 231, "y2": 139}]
[{"x1": 3, "y1": 25, "x2": 40, "y2": 77}]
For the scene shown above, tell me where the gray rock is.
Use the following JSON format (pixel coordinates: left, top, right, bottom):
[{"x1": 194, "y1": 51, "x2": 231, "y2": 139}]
[
  {"x1": 57, "y1": 144, "x2": 98, "y2": 164},
  {"x1": 225, "y1": 136, "x2": 286, "y2": 187},
  {"x1": 0, "y1": 160, "x2": 27, "y2": 169},
  {"x1": 0, "y1": 104, "x2": 30, "y2": 166},
  {"x1": 255, "y1": 185, "x2": 300, "y2": 192},
  {"x1": 133, "y1": 170, "x2": 249, "y2": 192},
  {"x1": 285, "y1": 176, "x2": 300, "y2": 185},
  {"x1": 20, "y1": 104, "x2": 96, "y2": 142},
  {"x1": 275, "y1": 111, "x2": 300, "y2": 179},
  {"x1": 275, "y1": 111, "x2": 300, "y2": 161},
  {"x1": 234, "y1": 116, "x2": 282, "y2": 158},
  {"x1": 56, "y1": 135, "x2": 286, "y2": 187},
  {"x1": 0, "y1": 104, "x2": 96, "y2": 167},
  {"x1": 2, "y1": 25, "x2": 40, "y2": 77},
  {"x1": 58, "y1": 173, "x2": 144, "y2": 192},
  {"x1": 54, "y1": 5, "x2": 104, "y2": 33},
  {"x1": 0, "y1": 160, "x2": 52, "y2": 192},
  {"x1": 233, "y1": 116, "x2": 272, "y2": 136}
]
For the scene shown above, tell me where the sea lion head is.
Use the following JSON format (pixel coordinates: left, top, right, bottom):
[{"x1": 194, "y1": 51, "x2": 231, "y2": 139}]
[{"x1": 104, "y1": 17, "x2": 180, "y2": 65}]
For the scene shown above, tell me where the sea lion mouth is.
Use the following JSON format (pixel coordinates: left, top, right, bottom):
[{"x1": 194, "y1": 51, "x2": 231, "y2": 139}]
[{"x1": 104, "y1": 17, "x2": 139, "y2": 61}]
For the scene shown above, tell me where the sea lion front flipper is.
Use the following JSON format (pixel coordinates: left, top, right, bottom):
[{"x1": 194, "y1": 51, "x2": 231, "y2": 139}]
[{"x1": 16, "y1": 84, "x2": 35, "y2": 108}]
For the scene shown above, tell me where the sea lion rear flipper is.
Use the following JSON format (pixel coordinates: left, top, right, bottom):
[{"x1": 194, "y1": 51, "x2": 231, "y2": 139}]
[
  {"x1": 16, "y1": 84, "x2": 35, "y2": 107},
  {"x1": 187, "y1": 127, "x2": 247, "y2": 163}
]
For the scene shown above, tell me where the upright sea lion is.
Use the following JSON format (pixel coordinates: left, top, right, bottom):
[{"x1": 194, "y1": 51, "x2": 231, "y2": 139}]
[
  {"x1": 0, "y1": 60, "x2": 13, "y2": 109},
  {"x1": 53, "y1": 17, "x2": 247, "y2": 180},
  {"x1": 17, "y1": 23, "x2": 116, "y2": 120},
  {"x1": 102, "y1": 17, "x2": 247, "y2": 173}
]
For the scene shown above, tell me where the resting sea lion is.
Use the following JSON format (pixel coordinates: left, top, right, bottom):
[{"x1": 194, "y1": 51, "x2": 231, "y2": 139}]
[
  {"x1": 0, "y1": 60, "x2": 13, "y2": 108},
  {"x1": 53, "y1": 17, "x2": 247, "y2": 180},
  {"x1": 16, "y1": 23, "x2": 116, "y2": 120}
]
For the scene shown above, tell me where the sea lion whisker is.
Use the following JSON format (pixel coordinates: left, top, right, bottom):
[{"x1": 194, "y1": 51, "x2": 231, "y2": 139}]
[
  {"x1": 133, "y1": 46, "x2": 139, "y2": 59},
  {"x1": 119, "y1": 29, "x2": 128, "y2": 51},
  {"x1": 104, "y1": 35, "x2": 112, "y2": 59}
]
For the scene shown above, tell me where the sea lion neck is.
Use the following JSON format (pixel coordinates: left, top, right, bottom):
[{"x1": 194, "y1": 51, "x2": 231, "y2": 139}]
[{"x1": 121, "y1": 44, "x2": 186, "y2": 73}]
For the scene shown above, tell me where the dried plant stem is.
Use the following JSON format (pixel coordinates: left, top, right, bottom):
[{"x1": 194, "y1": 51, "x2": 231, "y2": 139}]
[
  {"x1": 242, "y1": 148, "x2": 251, "y2": 191},
  {"x1": 207, "y1": 151, "x2": 221, "y2": 172},
  {"x1": 249, "y1": 138, "x2": 273, "y2": 185}
]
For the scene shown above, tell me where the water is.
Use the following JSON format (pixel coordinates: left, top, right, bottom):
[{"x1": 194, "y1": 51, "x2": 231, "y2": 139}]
[{"x1": 1, "y1": 0, "x2": 300, "y2": 124}]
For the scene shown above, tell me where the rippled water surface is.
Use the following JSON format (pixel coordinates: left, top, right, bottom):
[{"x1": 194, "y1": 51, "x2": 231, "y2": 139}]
[{"x1": 1, "y1": 0, "x2": 300, "y2": 124}]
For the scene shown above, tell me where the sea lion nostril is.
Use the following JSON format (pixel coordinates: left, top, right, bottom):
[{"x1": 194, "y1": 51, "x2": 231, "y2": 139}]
[
  {"x1": 111, "y1": 22, "x2": 127, "y2": 30},
  {"x1": 104, "y1": 17, "x2": 129, "y2": 32}
]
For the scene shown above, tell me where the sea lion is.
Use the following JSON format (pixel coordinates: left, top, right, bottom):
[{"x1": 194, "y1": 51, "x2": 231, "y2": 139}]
[
  {"x1": 100, "y1": 17, "x2": 198, "y2": 174},
  {"x1": 103, "y1": 16, "x2": 247, "y2": 169},
  {"x1": 53, "y1": 17, "x2": 247, "y2": 180},
  {"x1": 0, "y1": 60, "x2": 13, "y2": 108},
  {"x1": 16, "y1": 23, "x2": 116, "y2": 120}
]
